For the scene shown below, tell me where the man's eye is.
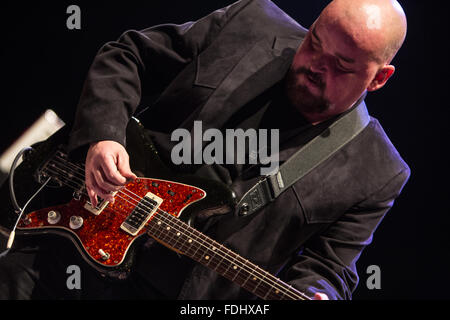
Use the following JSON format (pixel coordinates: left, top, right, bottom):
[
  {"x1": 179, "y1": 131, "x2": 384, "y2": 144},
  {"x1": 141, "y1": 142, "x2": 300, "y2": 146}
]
[
  {"x1": 310, "y1": 37, "x2": 320, "y2": 50},
  {"x1": 336, "y1": 62, "x2": 353, "y2": 73}
]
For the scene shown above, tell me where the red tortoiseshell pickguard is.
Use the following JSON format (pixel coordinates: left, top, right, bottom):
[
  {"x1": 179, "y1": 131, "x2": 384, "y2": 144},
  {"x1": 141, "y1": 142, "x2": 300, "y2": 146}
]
[{"x1": 17, "y1": 177, "x2": 205, "y2": 267}]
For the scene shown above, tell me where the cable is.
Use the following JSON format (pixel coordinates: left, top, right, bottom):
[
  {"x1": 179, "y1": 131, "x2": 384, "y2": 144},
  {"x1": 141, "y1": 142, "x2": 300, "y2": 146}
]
[
  {"x1": 2, "y1": 147, "x2": 51, "y2": 252},
  {"x1": 6, "y1": 176, "x2": 51, "y2": 249},
  {"x1": 8, "y1": 147, "x2": 33, "y2": 214}
]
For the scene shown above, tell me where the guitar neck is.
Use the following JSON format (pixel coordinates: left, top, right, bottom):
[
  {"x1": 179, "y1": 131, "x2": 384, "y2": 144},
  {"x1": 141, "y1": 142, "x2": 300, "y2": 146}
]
[
  {"x1": 146, "y1": 211, "x2": 310, "y2": 300},
  {"x1": 38, "y1": 148, "x2": 309, "y2": 300}
]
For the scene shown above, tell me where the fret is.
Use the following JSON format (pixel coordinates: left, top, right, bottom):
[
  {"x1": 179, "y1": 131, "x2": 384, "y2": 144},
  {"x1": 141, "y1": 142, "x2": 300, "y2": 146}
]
[
  {"x1": 158, "y1": 212, "x2": 210, "y2": 263},
  {"x1": 203, "y1": 244, "x2": 218, "y2": 267},
  {"x1": 172, "y1": 228, "x2": 279, "y2": 301},
  {"x1": 174, "y1": 218, "x2": 200, "y2": 257},
  {"x1": 183, "y1": 228, "x2": 204, "y2": 259},
  {"x1": 146, "y1": 217, "x2": 161, "y2": 240},
  {"x1": 206, "y1": 243, "x2": 227, "y2": 273},
  {"x1": 35, "y1": 150, "x2": 310, "y2": 300},
  {"x1": 167, "y1": 214, "x2": 189, "y2": 249},
  {"x1": 214, "y1": 245, "x2": 236, "y2": 278},
  {"x1": 267, "y1": 281, "x2": 302, "y2": 300},
  {"x1": 171, "y1": 223, "x2": 187, "y2": 250},
  {"x1": 162, "y1": 216, "x2": 180, "y2": 240},
  {"x1": 144, "y1": 206, "x2": 310, "y2": 301},
  {"x1": 147, "y1": 216, "x2": 162, "y2": 235},
  {"x1": 184, "y1": 237, "x2": 233, "y2": 278},
  {"x1": 241, "y1": 266, "x2": 274, "y2": 300},
  {"x1": 218, "y1": 248, "x2": 254, "y2": 289},
  {"x1": 252, "y1": 269, "x2": 268, "y2": 298},
  {"x1": 179, "y1": 233, "x2": 197, "y2": 257},
  {"x1": 240, "y1": 264, "x2": 268, "y2": 294},
  {"x1": 260, "y1": 274, "x2": 287, "y2": 300},
  {"x1": 165, "y1": 216, "x2": 190, "y2": 254},
  {"x1": 159, "y1": 219, "x2": 178, "y2": 247},
  {"x1": 286, "y1": 285, "x2": 297, "y2": 300},
  {"x1": 154, "y1": 210, "x2": 300, "y2": 301},
  {"x1": 197, "y1": 242, "x2": 220, "y2": 268},
  {"x1": 149, "y1": 210, "x2": 254, "y2": 296},
  {"x1": 169, "y1": 218, "x2": 217, "y2": 268},
  {"x1": 221, "y1": 248, "x2": 239, "y2": 279},
  {"x1": 153, "y1": 213, "x2": 189, "y2": 253},
  {"x1": 240, "y1": 262, "x2": 255, "y2": 288},
  {"x1": 151, "y1": 218, "x2": 166, "y2": 240},
  {"x1": 229, "y1": 253, "x2": 252, "y2": 284},
  {"x1": 231, "y1": 258, "x2": 248, "y2": 282},
  {"x1": 263, "y1": 280, "x2": 275, "y2": 300},
  {"x1": 266, "y1": 278, "x2": 286, "y2": 300}
]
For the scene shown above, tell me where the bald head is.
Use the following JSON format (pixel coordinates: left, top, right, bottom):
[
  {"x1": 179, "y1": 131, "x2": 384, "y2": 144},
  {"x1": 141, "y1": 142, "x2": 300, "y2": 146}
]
[
  {"x1": 286, "y1": 0, "x2": 408, "y2": 123},
  {"x1": 319, "y1": 0, "x2": 407, "y2": 64}
]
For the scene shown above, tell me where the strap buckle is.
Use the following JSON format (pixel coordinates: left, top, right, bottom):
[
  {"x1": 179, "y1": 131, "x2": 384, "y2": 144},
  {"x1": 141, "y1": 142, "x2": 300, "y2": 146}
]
[{"x1": 237, "y1": 173, "x2": 281, "y2": 216}]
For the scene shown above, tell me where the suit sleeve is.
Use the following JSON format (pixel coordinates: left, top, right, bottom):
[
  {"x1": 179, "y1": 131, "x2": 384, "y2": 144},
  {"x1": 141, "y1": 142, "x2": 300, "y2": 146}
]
[
  {"x1": 283, "y1": 167, "x2": 410, "y2": 300},
  {"x1": 68, "y1": 0, "x2": 255, "y2": 153}
]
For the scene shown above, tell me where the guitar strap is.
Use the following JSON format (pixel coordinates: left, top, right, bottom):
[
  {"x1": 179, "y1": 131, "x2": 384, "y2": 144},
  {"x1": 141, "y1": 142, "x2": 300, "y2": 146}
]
[{"x1": 236, "y1": 97, "x2": 370, "y2": 216}]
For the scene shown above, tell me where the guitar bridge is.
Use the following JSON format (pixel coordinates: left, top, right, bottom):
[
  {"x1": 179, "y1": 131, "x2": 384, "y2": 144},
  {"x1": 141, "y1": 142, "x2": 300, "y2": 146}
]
[
  {"x1": 120, "y1": 192, "x2": 163, "y2": 236},
  {"x1": 84, "y1": 194, "x2": 116, "y2": 216}
]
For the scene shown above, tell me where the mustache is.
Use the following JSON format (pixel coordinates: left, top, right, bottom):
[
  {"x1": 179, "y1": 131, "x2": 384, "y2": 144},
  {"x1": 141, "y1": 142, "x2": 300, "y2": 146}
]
[{"x1": 295, "y1": 67, "x2": 326, "y2": 90}]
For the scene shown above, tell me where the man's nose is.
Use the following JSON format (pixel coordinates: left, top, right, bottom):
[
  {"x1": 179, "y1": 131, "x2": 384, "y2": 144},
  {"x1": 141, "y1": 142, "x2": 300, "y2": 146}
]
[{"x1": 310, "y1": 53, "x2": 328, "y2": 74}]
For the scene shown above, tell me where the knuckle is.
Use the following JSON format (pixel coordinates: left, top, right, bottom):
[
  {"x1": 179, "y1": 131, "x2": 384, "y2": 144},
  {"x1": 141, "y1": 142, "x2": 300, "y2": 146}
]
[
  {"x1": 105, "y1": 167, "x2": 117, "y2": 180},
  {"x1": 85, "y1": 179, "x2": 94, "y2": 189}
]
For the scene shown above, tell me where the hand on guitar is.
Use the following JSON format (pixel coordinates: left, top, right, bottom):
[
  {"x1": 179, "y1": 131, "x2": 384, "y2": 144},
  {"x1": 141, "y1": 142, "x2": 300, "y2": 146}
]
[{"x1": 85, "y1": 140, "x2": 137, "y2": 207}]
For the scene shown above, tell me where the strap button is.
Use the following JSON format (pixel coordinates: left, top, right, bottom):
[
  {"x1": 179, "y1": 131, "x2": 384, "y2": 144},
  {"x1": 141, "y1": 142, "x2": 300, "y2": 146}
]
[{"x1": 239, "y1": 203, "x2": 250, "y2": 216}]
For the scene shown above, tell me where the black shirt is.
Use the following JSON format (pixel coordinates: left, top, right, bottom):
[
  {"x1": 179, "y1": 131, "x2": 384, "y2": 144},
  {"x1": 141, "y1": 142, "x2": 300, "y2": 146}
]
[{"x1": 135, "y1": 79, "x2": 337, "y2": 298}]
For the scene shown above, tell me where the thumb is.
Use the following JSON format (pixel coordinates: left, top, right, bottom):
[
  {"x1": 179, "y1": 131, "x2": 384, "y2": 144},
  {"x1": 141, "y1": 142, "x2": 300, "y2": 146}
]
[{"x1": 117, "y1": 153, "x2": 137, "y2": 181}]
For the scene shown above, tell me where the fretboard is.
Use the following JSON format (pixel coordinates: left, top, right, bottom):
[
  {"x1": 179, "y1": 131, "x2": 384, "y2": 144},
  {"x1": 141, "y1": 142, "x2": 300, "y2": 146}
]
[
  {"x1": 39, "y1": 150, "x2": 310, "y2": 300},
  {"x1": 146, "y1": 210, "x2": 310, "y2": 300}
]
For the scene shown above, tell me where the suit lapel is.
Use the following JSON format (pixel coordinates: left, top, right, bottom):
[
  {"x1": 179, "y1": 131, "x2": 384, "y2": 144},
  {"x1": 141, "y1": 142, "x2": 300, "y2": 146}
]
[{"x1": 193, "y1": 35, "x2": 304, "y2": 132}]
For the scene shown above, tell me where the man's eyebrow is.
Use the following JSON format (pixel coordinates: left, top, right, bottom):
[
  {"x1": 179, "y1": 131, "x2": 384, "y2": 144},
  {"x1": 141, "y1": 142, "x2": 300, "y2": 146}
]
[
  {"x1": 336, "y1": 53, "x2": 355, "y2": 64},
  {"x1": 312, "y1": 25, "x2": 355, "y2": 64},
  {"x1": 311, "y1": 26, "x2": 321, "y2": 42}
]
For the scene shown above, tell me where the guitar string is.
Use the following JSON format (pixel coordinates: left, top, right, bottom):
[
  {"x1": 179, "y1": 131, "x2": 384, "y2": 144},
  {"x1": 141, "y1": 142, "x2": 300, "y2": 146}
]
[
  {"x1": 43, "y1": 166, "x2": 305, "y2": 301},
  {"x1": 45, "y1": 156, "x2": 309, "y2": 300},
  {"x1": 43, "y1": 167, "x2": 303, "y2": 301},
  {"x1": 42, "y1": 166, "x2": 141, "y2": 220},
  {"x1": 44, "y1": 158, "x2": 309, "y2": 300},
  {"x1": 43, "y1": 156, "x2": 309, "y2": 300}
]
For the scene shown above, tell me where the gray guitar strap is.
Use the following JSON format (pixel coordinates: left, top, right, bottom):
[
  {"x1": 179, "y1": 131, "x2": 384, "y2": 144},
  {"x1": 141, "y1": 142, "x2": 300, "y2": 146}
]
[{"x1": 236, "y1": 99, "x2": 370, "y2": 216}]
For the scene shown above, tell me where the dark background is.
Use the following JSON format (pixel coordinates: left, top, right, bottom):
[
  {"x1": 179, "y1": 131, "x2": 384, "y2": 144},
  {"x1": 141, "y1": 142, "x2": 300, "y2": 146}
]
[{"x1": 0, "y1": 1, "x2": 447, "y2": 300}]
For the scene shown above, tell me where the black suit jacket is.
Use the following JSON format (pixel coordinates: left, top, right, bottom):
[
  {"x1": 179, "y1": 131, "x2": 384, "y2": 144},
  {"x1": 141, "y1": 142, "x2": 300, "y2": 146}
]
[{"x1": 69, "y1": 0, "x2": 410, "y2": 299}]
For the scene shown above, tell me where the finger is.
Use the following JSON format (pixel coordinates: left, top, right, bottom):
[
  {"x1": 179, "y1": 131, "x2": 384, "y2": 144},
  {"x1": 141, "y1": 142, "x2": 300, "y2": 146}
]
[
  {"x1": 92, "y1": 167, "x2": 123, "y2": 193},
  {"x1": 101, "y1": 155, "x2": 127, "y2": 185},
  {"x1": 86, "y1": 169, "x2": 113, "y2": 204},
  {"x1": 90, "y1": 176, "x2": 115, "y2": 203},
  {"x1": 117, "y1": 153, "x2": 137, "y2": 181},
  {"x1": 87, "y1": 187, "x2": 97, "y2": 208},
  {"x1": 85, "y1": 177, "x2": 98, "y2": 208}
]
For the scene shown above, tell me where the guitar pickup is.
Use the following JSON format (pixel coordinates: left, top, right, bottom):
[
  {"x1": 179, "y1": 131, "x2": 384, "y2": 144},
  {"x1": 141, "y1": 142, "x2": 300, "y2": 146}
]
[
  {"x1": 120, "y1": 192, "x2": 163, "y2": 236},
  {"x1": 84, "y1": 192, "x2": 117, "y2": 216}
]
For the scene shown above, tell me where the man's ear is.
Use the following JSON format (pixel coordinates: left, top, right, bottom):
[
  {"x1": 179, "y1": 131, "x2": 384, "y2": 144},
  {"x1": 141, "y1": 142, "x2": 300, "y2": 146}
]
[{"x1": 367, "y1": 65, "x2": 395, "y2": 92}]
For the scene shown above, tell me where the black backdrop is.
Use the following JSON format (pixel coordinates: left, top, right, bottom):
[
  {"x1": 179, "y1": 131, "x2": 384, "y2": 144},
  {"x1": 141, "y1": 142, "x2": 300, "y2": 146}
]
[{"x1": 0, "y1": 0, "x2": 447, "y2": 300}]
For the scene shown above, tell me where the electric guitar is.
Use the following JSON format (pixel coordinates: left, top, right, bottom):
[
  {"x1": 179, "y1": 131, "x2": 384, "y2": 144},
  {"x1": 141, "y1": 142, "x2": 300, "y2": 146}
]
[{"x1": 0, "y1": 119, "x2": 310, "y2": 300}]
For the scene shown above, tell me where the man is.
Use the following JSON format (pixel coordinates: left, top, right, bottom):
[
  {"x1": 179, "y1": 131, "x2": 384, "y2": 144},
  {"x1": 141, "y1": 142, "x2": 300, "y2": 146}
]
[{"x1": 0, "y1": 0, "x2": 409, "y2": 300}]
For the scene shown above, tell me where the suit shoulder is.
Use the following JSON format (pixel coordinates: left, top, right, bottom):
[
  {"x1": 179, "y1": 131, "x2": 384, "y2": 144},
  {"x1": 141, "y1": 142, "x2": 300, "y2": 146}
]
[
  {"x1": 229, "y1": 0, "x2": 308, "y2": 36},
  {"x1": 350, "y1": 116, "x2": 411, "y2": 186}
]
